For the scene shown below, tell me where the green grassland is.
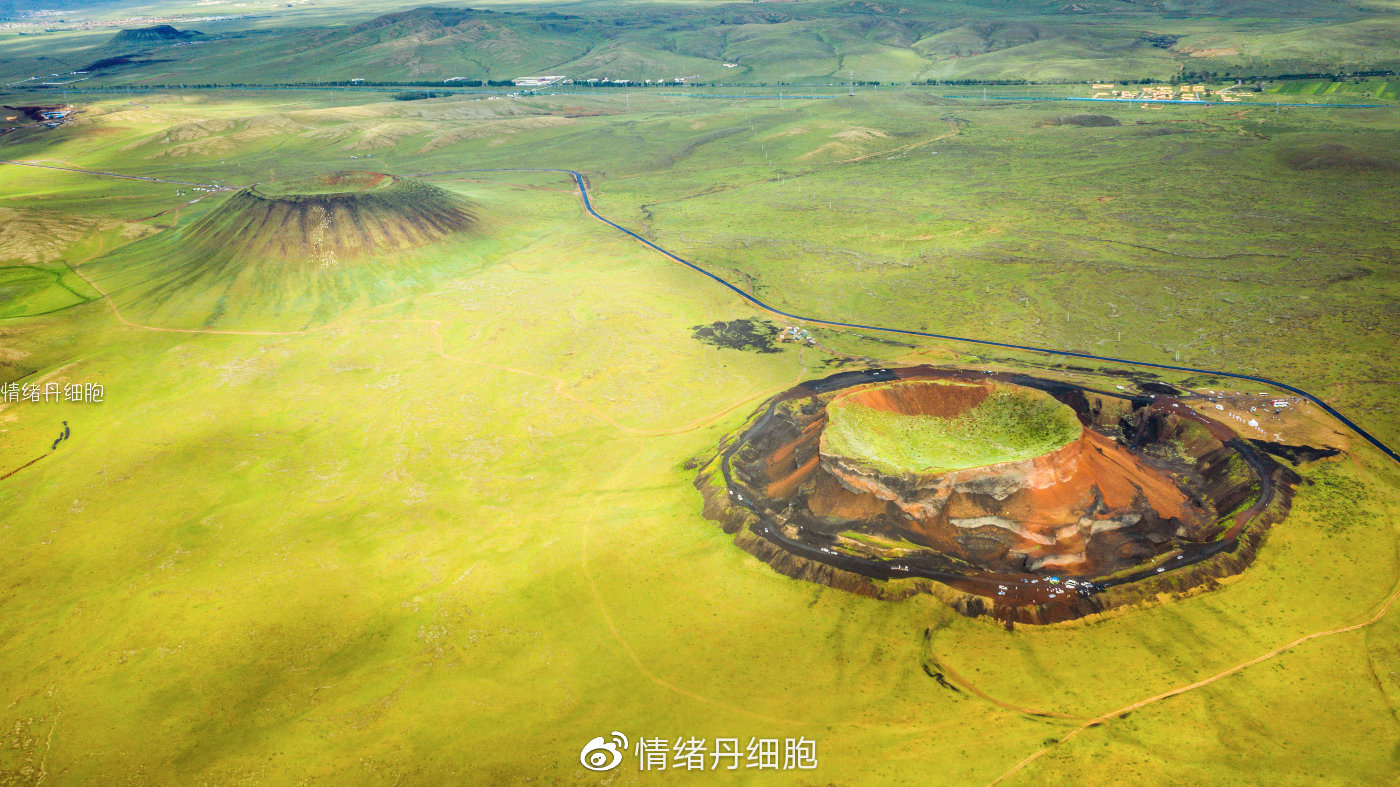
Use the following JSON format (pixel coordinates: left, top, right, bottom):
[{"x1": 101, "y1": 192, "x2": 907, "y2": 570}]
[
  {"x1": 0, "y1": 81, "x2": 1397, "y2": 786},
  {"x1": 1271, "y1": 77, "x2": 1400, "y2": 100},
  {"x1": 824, "y1": 383, "x2": 1083, "y2": 474},
  {"x1": 5, "y1": 0, "x2": 1400, "y2": 87},
  {"x1": 0, "y1": 265, "x2": 91, "y2": 318}
]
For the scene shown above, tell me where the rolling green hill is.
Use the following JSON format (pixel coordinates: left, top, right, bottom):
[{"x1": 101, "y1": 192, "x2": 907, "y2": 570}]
[{"x1": 3, "y1": 0, "x2": 1399, "y2": 86}]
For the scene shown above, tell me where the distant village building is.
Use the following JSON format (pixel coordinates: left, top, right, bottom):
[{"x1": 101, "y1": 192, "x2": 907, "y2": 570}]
[
  {"x1": 779, "y1": 326, "x2": 816, "y2": 346},
  {"x1": 512, "y1": 75, "x2": 569, "y2": 87}
]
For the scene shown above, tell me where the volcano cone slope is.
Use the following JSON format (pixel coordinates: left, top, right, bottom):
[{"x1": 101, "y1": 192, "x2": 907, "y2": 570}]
[
  {"x1": 697, "y1": 367, "x2": 1301, "y2": 624},
  {"x1": 188, "y1": 172, "x2": 477, "y2": 264},
  {"x1": 86, "y1": 172, "x2": 481, "y2": 329}
]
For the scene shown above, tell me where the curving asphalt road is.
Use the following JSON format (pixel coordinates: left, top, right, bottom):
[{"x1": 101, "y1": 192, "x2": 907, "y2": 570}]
[
  {"x1": 412, "y1": 166, "x2": 1400, "y2": 467},
  {"x1": 5, "y1": 154, "x2": 1392, "y2": 465}
]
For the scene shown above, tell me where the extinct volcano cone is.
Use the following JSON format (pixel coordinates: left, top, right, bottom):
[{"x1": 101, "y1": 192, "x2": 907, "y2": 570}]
[
  {"x1": 187, "y1": 172, "x2": 477, "y2": 265},
  {"x1": 107, "y1": 25, "x2": 203, "y2": 47},
  {"x1": 86, "y1": 172, "x2": 481, "y2": 329},
  {"x1": 813, "y1": 379, "x2": 1207, "y2": 575},
  {"x1": 696, "y1": 367, "x2": 1300, "y2": 624}
]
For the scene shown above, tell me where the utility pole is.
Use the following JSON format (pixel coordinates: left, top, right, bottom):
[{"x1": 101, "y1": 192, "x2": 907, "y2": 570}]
[{"x1": 849, "y1": 70, "x2": 854, "y2": 97}]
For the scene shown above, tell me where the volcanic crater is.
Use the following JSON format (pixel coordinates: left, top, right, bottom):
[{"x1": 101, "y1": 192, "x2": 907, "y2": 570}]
[
  {"x1": 86, "y1": 171, "x2": 482, "y2": 329},
  {"x1": 695, "y1": 366, "x2": 1303, "y2": 624},
  {"x1": 188, "y1": 171, "x2": 478, "y2": 263}
]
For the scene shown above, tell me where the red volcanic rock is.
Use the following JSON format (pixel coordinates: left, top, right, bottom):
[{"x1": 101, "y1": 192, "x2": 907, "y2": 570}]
[
  {"x1": 698, "y1": 366, "x2": 1302, "y2": 624},
  {"x1": 833, "y1": 378, "x2": 993, "y2": 419},
  {"x1": 818, "y1": 428, "x2": 1203, "y2": 573}
]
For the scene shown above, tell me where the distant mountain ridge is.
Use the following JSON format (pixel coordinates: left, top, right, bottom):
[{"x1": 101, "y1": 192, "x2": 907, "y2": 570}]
[{"x1": 43, "y1": 0, "x2": 1400, "y2": 85}]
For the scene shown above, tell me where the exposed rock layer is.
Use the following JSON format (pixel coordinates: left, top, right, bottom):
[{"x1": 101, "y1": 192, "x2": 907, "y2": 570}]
[{"x1": 695, "y1": 366, "x2": 1303, "y2": 624}]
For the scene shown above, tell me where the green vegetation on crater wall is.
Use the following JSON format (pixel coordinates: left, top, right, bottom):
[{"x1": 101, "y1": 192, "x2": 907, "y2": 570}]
[{"x1": 824, "y1": 384, "x2": 1082, "y2": 474}]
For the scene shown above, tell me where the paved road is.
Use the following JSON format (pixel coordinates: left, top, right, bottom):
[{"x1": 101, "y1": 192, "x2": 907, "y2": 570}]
[
  {"x1": 6, "y1": 155, "x2": 1395, "y2": 465},
  {"x1": 412, "y1": 166, "x2": 1400, "y2": 467}
]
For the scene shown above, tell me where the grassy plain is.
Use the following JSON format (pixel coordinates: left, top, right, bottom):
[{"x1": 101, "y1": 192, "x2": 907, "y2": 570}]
[{"x1": 0, "y1": 83, "x2": 1397, "y2": 786}]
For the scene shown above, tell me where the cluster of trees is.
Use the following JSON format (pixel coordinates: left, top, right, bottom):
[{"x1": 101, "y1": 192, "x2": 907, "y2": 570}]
[
  {"x1": 14, "y1": 81, "x2": 522, "y2": 92},
  {"x1": 1178, "y1": 67, "x2": 1395, "y2": 83},
  {"x1": 914, "y1": 78, "x2": 1158, "y2": 86},
  {"x1": 324, "y1": 79, "x2": 516, "y2": 88},
  {"x1": 918, "y1": 78, "x2": 1032, "y2": 86},
  {"x1": 20, "y1": 68, "x2": 1396, "y2": 97}
]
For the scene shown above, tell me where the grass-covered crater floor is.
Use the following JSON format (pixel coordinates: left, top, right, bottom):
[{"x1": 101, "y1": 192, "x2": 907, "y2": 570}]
[
  {"x1": 699, "y1": 366, "x2": 1303, "y2": 624},
  {"x1": 823, "y1": 379, "x2": 1083, "y2": 475}
]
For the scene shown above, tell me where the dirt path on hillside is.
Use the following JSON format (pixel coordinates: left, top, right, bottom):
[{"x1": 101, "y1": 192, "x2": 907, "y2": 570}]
[
  {"x1": 834, "y1": 121, "x2": 961, "y2": 164},
  {"x1": 580, "y1": 495, "x2": 806, "y2": 726},
  {"x1": 936, "y1": 654, "x2": 1084, "y2": 720},
  {"x1": 68, "y1": 236, "x2": 325, "y2": 337},
  {"x1": 987, "y1": 575, "x2": 1400, "y2": 785}
]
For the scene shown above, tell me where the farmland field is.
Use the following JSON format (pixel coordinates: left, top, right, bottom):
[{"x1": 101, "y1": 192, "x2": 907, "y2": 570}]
[{"x1": 1, "y1": 1, "x2": 1399, "y2": 784}]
